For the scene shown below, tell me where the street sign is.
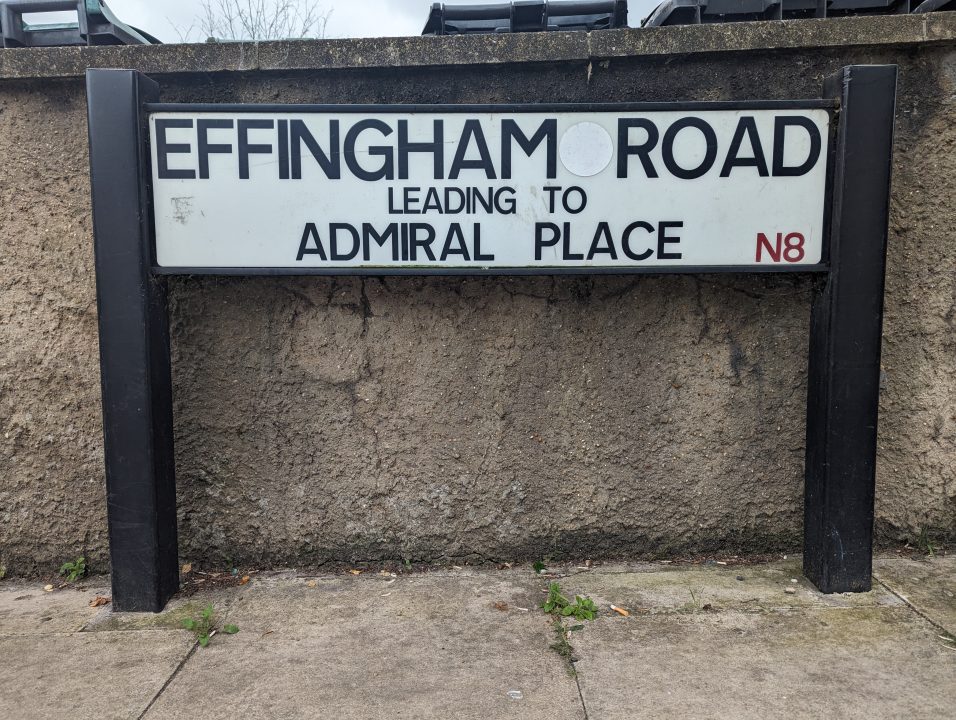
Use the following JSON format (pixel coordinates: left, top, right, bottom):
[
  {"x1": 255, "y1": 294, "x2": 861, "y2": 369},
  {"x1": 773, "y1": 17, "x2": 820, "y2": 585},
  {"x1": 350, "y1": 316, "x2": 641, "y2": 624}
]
[
  {"x1": 86, "y1": 68, "x2": 897, "y2": 612},
  {"x1": 148, "y1": 105, "x2": 831, "y2": 272}
]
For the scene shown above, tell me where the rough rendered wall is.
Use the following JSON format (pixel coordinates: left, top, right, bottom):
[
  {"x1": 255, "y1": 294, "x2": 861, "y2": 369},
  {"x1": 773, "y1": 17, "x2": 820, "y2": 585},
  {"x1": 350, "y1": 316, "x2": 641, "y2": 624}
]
[
  {"x1": 0, "y1": 32, "x2": 954, "y2": 574},
  {"x1": 0, "y1": 81, "x2": 104, "y2": 571},
  {"x1": 879, "y1": 48, "x2": 956, "y2": 546}
]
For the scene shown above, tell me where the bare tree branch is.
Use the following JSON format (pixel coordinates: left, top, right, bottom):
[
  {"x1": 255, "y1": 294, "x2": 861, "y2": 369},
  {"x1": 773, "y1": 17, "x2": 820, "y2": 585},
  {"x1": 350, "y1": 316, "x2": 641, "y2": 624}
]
[{"x1": 174, "y1": 0, "x2": 331, "y2": 43}]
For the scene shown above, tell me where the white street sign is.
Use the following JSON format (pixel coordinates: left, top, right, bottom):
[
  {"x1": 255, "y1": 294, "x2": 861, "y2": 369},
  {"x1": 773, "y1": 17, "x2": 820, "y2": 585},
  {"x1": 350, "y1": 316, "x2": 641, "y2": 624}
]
[{"x1": 149, "y1": 107, "x2": 830, "y2": 271}]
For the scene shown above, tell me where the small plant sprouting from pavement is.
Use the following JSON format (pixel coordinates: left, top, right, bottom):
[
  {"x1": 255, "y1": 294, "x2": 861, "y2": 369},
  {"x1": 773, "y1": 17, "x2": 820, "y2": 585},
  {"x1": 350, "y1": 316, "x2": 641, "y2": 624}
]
[
  {"x1": 550, "y1": 621, "x2": 574, "y2": 668},
  {"x1": 59, "y1": 557, "x2": 86, "y2": 583},
  {"x1": 541, "y1": 582, "x2": 598, "y2": 621},
  {"x1": 541, "y1": 582, "x2": 596, "y2": 673},
  {"x1": 916, "y1": 528, "x2": 937, "y2": 558},
  {"x1": 182, "y1": 604, "x2": 239, "y2": 647},
  {"x1": 688, "y1": 587, "x2": 702, "y2": 611},
  {"x1": 549, "y1": 620, "x2": 587, "y2": 675},
  {"x1": 0, "y1": 564, "x2": 6, "y2": 580},
  {"x1": 533, "y1": 560, "x2": 547, "y2": 574},
  {"x1": 682, "y1": 587, "x2": 715, "y2": 613}
]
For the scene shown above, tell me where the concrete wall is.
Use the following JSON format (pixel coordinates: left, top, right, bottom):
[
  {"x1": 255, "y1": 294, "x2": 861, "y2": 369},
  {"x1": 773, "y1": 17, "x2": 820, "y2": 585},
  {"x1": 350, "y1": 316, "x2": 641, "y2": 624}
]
[{"x1": 1, "y1": 15, "x2": 954, "y2": 574}]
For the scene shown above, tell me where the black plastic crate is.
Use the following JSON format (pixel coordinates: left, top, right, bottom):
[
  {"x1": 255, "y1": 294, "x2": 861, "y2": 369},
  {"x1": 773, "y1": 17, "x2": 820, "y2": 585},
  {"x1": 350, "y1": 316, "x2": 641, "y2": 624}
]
[
  {"x1": 912, "y1": 0, "x2": 956, "y2": 11},
  {"x1": 641, "y1": 0, "x2": 929, "y2": 26},
  {"x1": 1, "y1": 0, "x2": 159, "y2": 48},
  {"x1": 423, "y1": 0, "x2": 628, "y2": 35}
]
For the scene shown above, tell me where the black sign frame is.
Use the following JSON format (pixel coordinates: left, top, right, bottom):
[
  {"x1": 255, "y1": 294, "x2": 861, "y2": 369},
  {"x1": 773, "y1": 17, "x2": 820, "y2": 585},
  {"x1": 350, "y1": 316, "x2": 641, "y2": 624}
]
[{"x1": 86, "y1": 67, "x2": 897, "y2": 611}]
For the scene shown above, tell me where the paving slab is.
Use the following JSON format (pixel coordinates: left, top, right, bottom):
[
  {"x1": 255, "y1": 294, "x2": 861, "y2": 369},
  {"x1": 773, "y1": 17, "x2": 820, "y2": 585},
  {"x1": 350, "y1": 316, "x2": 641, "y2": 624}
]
[
  {"x1": 561, "y1": 561, "x2": 956, "y2": 720},
  {"x1": 572, "y1": 607, "x2": 955, "y2": 720},
  {"x1": 555, "y1": 559, "x2": 905, "y2": 614},
  {"x1": 2, "y1": 557, "x2": 953, "y2": 720},
  {"x1": 144, "y1": 570, "x2": 584, "y2": 720},
  {"x1": 874, "y1": 555, "x2": 956, "y2": 634},
  {"x1": 0, "y1": 577, "x2": 111, "y2": 635},
  {"x1": 0, "y1": 631, "x2": 194, "y2": 720}
]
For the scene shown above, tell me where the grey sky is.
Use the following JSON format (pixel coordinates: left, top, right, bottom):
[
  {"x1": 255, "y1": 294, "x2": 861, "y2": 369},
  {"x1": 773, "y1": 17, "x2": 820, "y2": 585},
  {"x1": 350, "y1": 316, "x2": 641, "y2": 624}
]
[{"x1": 28, "y1": 0, "x2": 661, "y2": 43}]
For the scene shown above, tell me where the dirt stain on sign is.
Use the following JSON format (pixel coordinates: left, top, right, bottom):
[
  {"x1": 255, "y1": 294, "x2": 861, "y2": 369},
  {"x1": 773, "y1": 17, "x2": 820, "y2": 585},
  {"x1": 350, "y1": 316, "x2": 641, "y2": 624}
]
[{"x1": 171, "y1": 196, "x2": 194, "y2": 225}]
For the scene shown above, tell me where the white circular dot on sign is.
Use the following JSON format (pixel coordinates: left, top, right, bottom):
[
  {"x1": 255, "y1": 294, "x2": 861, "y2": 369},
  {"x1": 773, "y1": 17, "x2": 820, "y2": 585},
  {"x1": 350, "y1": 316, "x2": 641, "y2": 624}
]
[{"x1": 559, "y1": 122, "x2": 614, "y2": 177}]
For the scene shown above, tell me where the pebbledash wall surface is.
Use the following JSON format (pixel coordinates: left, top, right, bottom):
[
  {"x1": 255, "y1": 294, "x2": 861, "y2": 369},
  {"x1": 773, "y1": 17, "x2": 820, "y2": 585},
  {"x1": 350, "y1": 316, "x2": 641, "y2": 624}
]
[{"x1": 1, "y1": 15, "x2": 954, "y2": 575}]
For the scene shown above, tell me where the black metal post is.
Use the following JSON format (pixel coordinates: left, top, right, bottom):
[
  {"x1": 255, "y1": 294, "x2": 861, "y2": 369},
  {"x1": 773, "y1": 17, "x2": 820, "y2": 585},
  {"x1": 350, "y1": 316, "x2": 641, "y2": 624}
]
[
  {"x1": 804, "y1": 65, "x2": 898, "y2": 593},
  {"x1": 87, "y1": 69, "x2": 179, "y2": 611}
]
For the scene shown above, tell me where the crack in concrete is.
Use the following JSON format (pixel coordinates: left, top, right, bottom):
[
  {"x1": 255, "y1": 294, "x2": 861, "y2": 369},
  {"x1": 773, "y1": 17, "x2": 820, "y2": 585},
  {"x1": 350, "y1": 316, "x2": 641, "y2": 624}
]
[
  {"x1": 136, "y1": 589, "x2": 244, "y2": 718},
  {"x1": 571, "y1": 661, "x2": 591, "y2": 720},
  {"x1": 557, "y1": 618, "x2": 591, "y2": 720},
  {"x1": 137, "y1": 642, "x2": 199, "y2": 720},
  {"x1": 874, "y1": 572, "x2": 956, "y2": 637}
]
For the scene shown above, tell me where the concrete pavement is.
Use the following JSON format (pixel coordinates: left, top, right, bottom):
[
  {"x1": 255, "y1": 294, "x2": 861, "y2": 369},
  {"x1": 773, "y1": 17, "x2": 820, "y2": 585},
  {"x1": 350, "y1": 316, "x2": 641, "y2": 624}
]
[{"x1": 1, "y1": 554, "x2": 953, "y2": 719}]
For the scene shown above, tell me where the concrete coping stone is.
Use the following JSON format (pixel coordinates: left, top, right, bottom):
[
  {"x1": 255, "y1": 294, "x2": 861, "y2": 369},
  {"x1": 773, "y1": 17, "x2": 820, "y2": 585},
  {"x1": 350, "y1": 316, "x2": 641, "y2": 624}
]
[{"x1": 1, "y1": 13, "x2": 955, "y2": 81}]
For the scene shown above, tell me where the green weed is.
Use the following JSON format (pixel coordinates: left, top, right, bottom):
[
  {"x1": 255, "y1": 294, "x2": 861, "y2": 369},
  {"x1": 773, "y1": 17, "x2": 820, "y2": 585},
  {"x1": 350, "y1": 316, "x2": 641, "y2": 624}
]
[
  {"x1": 182, "y1": 604, "x2": 239, "y2": 648},
  {"x1": 688, "y1": 587, "x2": 702, "y2": 611},
  {"x1": 550, "y1": 621, "x2": 574, "y2": 659},
  {"x1": 916, "y1": 529, "x2": 937, "y2": 558},
  {"x1": 541, "y1": 582, "x2": 598, "y2": 621},
  {"x1": 548, "y1": 619, "x2": 587, "y2": 675},
  {"x1": 59, "y1": 557, "x2": 86, "y2": 583}
]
